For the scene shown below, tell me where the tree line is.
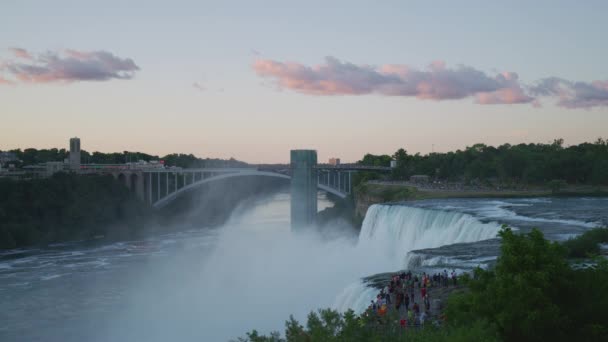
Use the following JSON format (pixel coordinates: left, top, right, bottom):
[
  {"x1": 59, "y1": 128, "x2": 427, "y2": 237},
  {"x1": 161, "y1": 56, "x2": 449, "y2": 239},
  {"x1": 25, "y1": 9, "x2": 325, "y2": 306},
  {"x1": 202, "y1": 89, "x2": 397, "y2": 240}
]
[
  {"x1": 0, "y1": 173, "x2": 152, "y2": 249},
  {"x1": 357, "y1": 138, "x2": 608, "y2": 185},
  {"x1": 1, "y1": 148, "x2": 248, "y2": 169}
]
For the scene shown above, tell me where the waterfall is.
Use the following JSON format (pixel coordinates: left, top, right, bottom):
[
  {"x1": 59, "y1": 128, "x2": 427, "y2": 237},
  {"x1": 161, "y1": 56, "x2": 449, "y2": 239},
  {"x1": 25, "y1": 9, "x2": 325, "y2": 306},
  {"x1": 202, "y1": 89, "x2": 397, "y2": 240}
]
[
  {"x1": 333, "y1": 204, "x2": 500, "y2": 313},
  {"x1": 357, "y1": 204, "x2": 501, "y2": 270}
]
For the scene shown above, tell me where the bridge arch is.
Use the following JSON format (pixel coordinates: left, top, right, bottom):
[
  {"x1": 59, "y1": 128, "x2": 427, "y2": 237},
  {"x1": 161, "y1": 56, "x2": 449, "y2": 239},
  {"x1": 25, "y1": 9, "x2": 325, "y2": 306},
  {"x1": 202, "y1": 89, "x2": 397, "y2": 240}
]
[
  {"x1": 117, "y1": 173, "x2": 127, "y2": 188},
  {"x1": 152, "y1": 170, "x2": 347, "y2": 209},
  {"x1": 129, "y1": 173, "x2": 139, "y2": 192}
]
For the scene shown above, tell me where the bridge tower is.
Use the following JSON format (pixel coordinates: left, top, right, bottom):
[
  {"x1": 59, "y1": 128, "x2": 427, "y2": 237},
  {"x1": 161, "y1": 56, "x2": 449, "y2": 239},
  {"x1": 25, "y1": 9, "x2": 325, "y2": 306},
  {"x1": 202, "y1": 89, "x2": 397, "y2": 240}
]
[{"x1": 290, "y1": 150, "x2": 317, "y2": 230}]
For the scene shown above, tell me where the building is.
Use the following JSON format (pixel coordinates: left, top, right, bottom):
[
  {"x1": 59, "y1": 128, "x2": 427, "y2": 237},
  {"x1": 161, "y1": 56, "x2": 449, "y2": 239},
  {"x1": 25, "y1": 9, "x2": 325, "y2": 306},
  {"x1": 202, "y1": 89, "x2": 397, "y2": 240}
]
[
  {"x1": 328, "y1": 158, "x2": 341, "y2": 166},
  {"x1": 0, "y1": 152, "x2": 18, "y2": 165},
  {"x1": 69, "y1": 137, "x2": 81, "y2": 170},
  {"x1": 390, "y1": 160, "x2": 397, "y2": 168},
  {"x1": 45, "y1": 161, "x2": 65, "y2": 177}
]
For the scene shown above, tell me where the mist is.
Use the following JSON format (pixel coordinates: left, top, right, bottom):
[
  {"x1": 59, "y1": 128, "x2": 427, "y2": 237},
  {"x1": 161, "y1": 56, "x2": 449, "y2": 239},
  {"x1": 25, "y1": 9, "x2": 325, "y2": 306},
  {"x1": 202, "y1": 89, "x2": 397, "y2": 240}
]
[{"x1": 96, "y1": 193, "x2": 371, "y2": 341}]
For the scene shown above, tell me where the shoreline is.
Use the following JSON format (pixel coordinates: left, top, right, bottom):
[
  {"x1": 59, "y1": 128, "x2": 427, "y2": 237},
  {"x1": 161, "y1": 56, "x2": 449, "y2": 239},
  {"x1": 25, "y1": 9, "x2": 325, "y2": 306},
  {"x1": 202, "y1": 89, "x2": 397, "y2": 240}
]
[{"x1": 354, "y1": 182, "x2": 608, "y2": 218}]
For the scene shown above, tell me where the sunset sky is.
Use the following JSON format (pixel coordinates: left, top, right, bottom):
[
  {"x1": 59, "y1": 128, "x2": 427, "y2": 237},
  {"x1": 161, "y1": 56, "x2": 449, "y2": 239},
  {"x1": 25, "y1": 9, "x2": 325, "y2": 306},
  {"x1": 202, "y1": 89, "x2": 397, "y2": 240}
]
[{"x1": 1, "y1": 0, "x2": 607, "y2": 163}]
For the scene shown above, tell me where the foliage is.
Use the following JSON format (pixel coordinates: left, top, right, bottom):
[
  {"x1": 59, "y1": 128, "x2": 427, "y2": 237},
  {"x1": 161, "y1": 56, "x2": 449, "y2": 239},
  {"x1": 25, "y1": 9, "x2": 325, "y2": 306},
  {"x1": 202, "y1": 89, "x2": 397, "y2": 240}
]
[
  {"x1": 236, "y1": 309, "x2": 498, "y2": 342},
  {"x1": 2, "y1": 148, "x2": 247, "y2": 169},
  {"x1": 359, "y1": 138, "x2": 608, "y2": 185},
  {"x1": 0, "y1": 173, "x2": 152, "y2": 249},
  {"x1": 563, "y1": 227, "x2": 608, "y2": 258},
  {"x1": 447, "y1": 226, "x2": 608, "y2": 341},
  {"x1": 161, "y1": 153, "x2": 248, "y2": 168},
  {"x1": 379, "y1": 187, "x2": 413, "y2": 202},
  {"x1": 548, "y1": 179, "x2": 567, "y2": 194}
]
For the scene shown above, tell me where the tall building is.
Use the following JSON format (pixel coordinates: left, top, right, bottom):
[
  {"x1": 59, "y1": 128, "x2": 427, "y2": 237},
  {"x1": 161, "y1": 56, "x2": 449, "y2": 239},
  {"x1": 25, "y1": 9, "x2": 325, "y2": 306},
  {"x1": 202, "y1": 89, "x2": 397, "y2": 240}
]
[{"x1": 69, "y1": 137, "x2": 81, "y2": 170}]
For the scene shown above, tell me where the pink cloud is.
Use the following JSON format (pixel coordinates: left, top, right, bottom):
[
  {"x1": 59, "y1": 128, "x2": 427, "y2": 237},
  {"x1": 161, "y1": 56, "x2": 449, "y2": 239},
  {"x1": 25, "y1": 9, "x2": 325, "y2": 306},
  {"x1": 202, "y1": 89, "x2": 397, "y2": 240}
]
[
  {"x1": 253, "y1": 57, "x2": 532, "y2": 104},
  {"x1": 0, "y1": 48, "x2": 139, "y2": 84},
  {"x1": 0, "y1": 76, "x2": 14, "y2": 85},
  {"x1": 476, "y1": 72, "x2": 534, "y2": 104},
  {"x1": 531, "y1": 78, "x2": 608, "y2": 109},
  {"x1": 9, "y1": 47, "x2": 32, "y2": 59}
]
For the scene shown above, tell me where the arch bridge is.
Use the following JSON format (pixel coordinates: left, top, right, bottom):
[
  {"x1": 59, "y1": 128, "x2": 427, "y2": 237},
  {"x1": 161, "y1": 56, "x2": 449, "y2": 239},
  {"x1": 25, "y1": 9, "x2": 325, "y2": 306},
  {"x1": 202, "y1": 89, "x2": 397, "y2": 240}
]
[{"x1": 108, "y1": 150, "x2": 391, "y2": 229}]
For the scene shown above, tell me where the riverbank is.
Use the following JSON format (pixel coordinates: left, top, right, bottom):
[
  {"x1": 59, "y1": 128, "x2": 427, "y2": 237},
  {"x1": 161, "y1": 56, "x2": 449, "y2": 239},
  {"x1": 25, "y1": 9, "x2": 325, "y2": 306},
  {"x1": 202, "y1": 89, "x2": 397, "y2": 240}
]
[
  {"x1": 353, "y1": 181, "x2": 608, "y2": 220},
  {"x1": 0, "y1": 173, "x2": 288, "y2": 250}
]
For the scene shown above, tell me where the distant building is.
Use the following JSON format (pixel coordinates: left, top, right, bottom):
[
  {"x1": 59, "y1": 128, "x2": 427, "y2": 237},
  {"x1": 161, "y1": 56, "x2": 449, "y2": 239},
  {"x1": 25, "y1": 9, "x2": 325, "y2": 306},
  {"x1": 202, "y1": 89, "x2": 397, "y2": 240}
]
[
  {"x1": 0, "y1": 152, "x2": 18, "y2": 165},
  {"x1": 69, "y1": 137, "x2": 81, "y2": 170},
  {"x1": 390, "y1": 160, "x2": 397, "y2": 168},
  {"x1": 328, "y1": 158, "x2": 341, "y2": 166},
  {"x1": 410, "y1": 175, "x2": 430, "y2": 183},
  {"x1": 45, "y1": 161, "x2": 65, "y2": 177}
]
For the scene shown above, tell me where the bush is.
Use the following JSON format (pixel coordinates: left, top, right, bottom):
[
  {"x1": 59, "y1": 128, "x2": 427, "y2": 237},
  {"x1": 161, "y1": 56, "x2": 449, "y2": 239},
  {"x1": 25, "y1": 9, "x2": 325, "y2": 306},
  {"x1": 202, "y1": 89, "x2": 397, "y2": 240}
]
[{"x1": 563, "y1": 228, "x2": 608, "y2": 258}]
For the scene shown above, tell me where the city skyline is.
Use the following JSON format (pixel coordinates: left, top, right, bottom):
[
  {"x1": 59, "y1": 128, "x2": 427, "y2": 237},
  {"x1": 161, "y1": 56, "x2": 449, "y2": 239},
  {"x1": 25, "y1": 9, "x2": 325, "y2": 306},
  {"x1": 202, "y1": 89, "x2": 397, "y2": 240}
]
[{"x1": 1, "y1": 0, "x2": 607, "y2": 163}]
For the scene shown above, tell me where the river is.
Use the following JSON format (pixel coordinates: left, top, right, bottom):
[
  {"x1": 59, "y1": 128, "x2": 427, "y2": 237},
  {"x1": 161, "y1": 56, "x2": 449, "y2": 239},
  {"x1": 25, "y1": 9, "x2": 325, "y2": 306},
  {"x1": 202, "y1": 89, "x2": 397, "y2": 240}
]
[{"x1": 1, "y1": 194, "x2": 606, "y2": 341}]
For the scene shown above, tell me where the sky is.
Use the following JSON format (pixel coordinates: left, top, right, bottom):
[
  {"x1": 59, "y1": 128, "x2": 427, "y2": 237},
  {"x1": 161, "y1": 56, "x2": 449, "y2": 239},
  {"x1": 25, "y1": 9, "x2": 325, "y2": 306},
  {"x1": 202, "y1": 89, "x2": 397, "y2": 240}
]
[{"x1": 1, "y1": 0, "x2": 607, "y2": 163}]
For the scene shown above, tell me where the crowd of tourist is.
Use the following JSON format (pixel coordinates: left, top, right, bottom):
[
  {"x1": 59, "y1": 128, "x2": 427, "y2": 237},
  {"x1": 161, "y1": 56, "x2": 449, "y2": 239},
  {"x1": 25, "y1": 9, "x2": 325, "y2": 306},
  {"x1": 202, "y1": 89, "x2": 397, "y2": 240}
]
[{"x1": 366, "y1": 270, "x2": 459, "y2": 329}]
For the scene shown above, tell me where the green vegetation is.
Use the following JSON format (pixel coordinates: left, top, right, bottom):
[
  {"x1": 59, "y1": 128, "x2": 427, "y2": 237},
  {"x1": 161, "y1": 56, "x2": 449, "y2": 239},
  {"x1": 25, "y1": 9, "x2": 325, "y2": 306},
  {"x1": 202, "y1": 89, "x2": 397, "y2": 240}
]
[
  {"x1": 237, "y1": 227, "x2": 608, "y2": 341},
  {"x1": 563, "y1": 227, "x2": 608, "y2": 258},
  {"x1": 358, "y1": 139, "x2": 608, "y2": 186},
  {"x1": 3, "y1": 148, "x2": 246, "y2": 168},
  {"x1": 236, "y1": 310, "x2": 497, "y2": 342},
  {"x1": 0, "y1": 173, "x2": 152, "y2": 249},
  {"x1": 448, "y1": 227, "x2": 608, "y2": 341}
]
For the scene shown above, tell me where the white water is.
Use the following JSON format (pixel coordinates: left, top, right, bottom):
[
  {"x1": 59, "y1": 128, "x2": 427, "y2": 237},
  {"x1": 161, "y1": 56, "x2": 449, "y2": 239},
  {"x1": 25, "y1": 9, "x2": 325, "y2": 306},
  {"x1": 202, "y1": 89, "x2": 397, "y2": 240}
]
[
  {"x1": 332, "y1": 204, "x2": 501, "y2": 314},
  {"x1": 357, "y1": 204, "x2": 501, "y2": 270}
]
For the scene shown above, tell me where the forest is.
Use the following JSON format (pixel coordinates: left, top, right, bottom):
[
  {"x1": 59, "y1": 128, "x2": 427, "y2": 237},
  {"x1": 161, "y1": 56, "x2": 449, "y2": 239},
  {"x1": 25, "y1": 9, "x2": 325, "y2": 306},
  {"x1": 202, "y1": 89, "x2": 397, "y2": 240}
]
[
  {"x1": 358, "y1": 139, "x2": 608, "y2": 185},
  {"x1": 0, "y1": 173, "x2": 151, "y2": 249},
  {"x1": 3, "y1": 148, "x2": 247, "y2": 169}
]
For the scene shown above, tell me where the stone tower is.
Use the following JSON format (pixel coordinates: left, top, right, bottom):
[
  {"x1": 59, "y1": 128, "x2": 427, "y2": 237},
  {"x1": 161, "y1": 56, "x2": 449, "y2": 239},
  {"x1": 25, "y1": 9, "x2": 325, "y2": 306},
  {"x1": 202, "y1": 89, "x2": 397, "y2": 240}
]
[
  {"x1": 69, "y1": 137, "x2": 81, "y2": 171},
  {"x1": 290, "y1": 150, "x2": 317, "y2": 230}
]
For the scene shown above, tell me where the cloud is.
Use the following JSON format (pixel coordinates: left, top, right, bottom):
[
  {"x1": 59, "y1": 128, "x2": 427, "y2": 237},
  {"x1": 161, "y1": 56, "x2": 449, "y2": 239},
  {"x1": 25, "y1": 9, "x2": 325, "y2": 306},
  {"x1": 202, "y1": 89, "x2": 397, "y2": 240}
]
[
  {"x1": 475, "y1": 72, "x2": 534, "y2": 105},
  {"x1": 193, "y1": 82, "x2": 205, "y2": 91},
  {"x1": 0, "y1": 76, "x2": 14, "y2": 85},
  {"x1": 253, "y1": 57, "x2": 533, "y2": 104},
  {"x1": 0, "y1": 48, "x2": 139, "y2": 84},
  {"x1": 253, "y1": 56, "x2": 608, "y2": 109},
  {"x1": 9, "y1": 47, "x2": 32, "y2": 59},
  {"x1": 530, "y1": 77, "x2": 608, "y2": 109}
]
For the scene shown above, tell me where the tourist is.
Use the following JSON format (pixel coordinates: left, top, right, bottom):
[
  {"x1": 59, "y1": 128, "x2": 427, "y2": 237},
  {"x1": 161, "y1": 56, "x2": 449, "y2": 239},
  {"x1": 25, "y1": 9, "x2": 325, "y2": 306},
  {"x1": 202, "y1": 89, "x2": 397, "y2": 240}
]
[{"x1": 420, "y1": 310, "x2": 427, "y2": 326}]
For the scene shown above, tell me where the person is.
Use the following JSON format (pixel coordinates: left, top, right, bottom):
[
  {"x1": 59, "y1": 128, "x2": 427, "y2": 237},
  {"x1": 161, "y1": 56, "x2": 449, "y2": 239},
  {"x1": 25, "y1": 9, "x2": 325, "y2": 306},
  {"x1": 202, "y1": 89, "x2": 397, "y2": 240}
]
[
  {"x1": 379, "y1": 304, "x2": 387, "y2": 316},
  {"x1": 407, "y1": 309, "x2": 414, "y2": 324},
  {"x1": 421, "y1": 285, "x2": 427, "y2": 299},
  {"x1": 413, "y1": 302, "x2": 420, "y2": 315},
  {"x1": 451, "y1": 270, "x2": 457, "y2": 286},
  {"x1": 420, "y1": 311, "x2": 427, "y2": 326},
  {"x1": 404, "y1": 290, "x2": 410, "y2": 311},
  {"x1": 395, "y1": 288, "x2": 403, "y2": 311}
]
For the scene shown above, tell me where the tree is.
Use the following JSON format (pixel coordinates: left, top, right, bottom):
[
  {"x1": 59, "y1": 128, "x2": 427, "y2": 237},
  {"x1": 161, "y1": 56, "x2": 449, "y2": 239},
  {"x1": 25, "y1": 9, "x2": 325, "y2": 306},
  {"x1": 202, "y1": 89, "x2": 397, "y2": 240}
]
[{"x1": 547, "y1": 179, "x2": 567, "y2": 194}]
